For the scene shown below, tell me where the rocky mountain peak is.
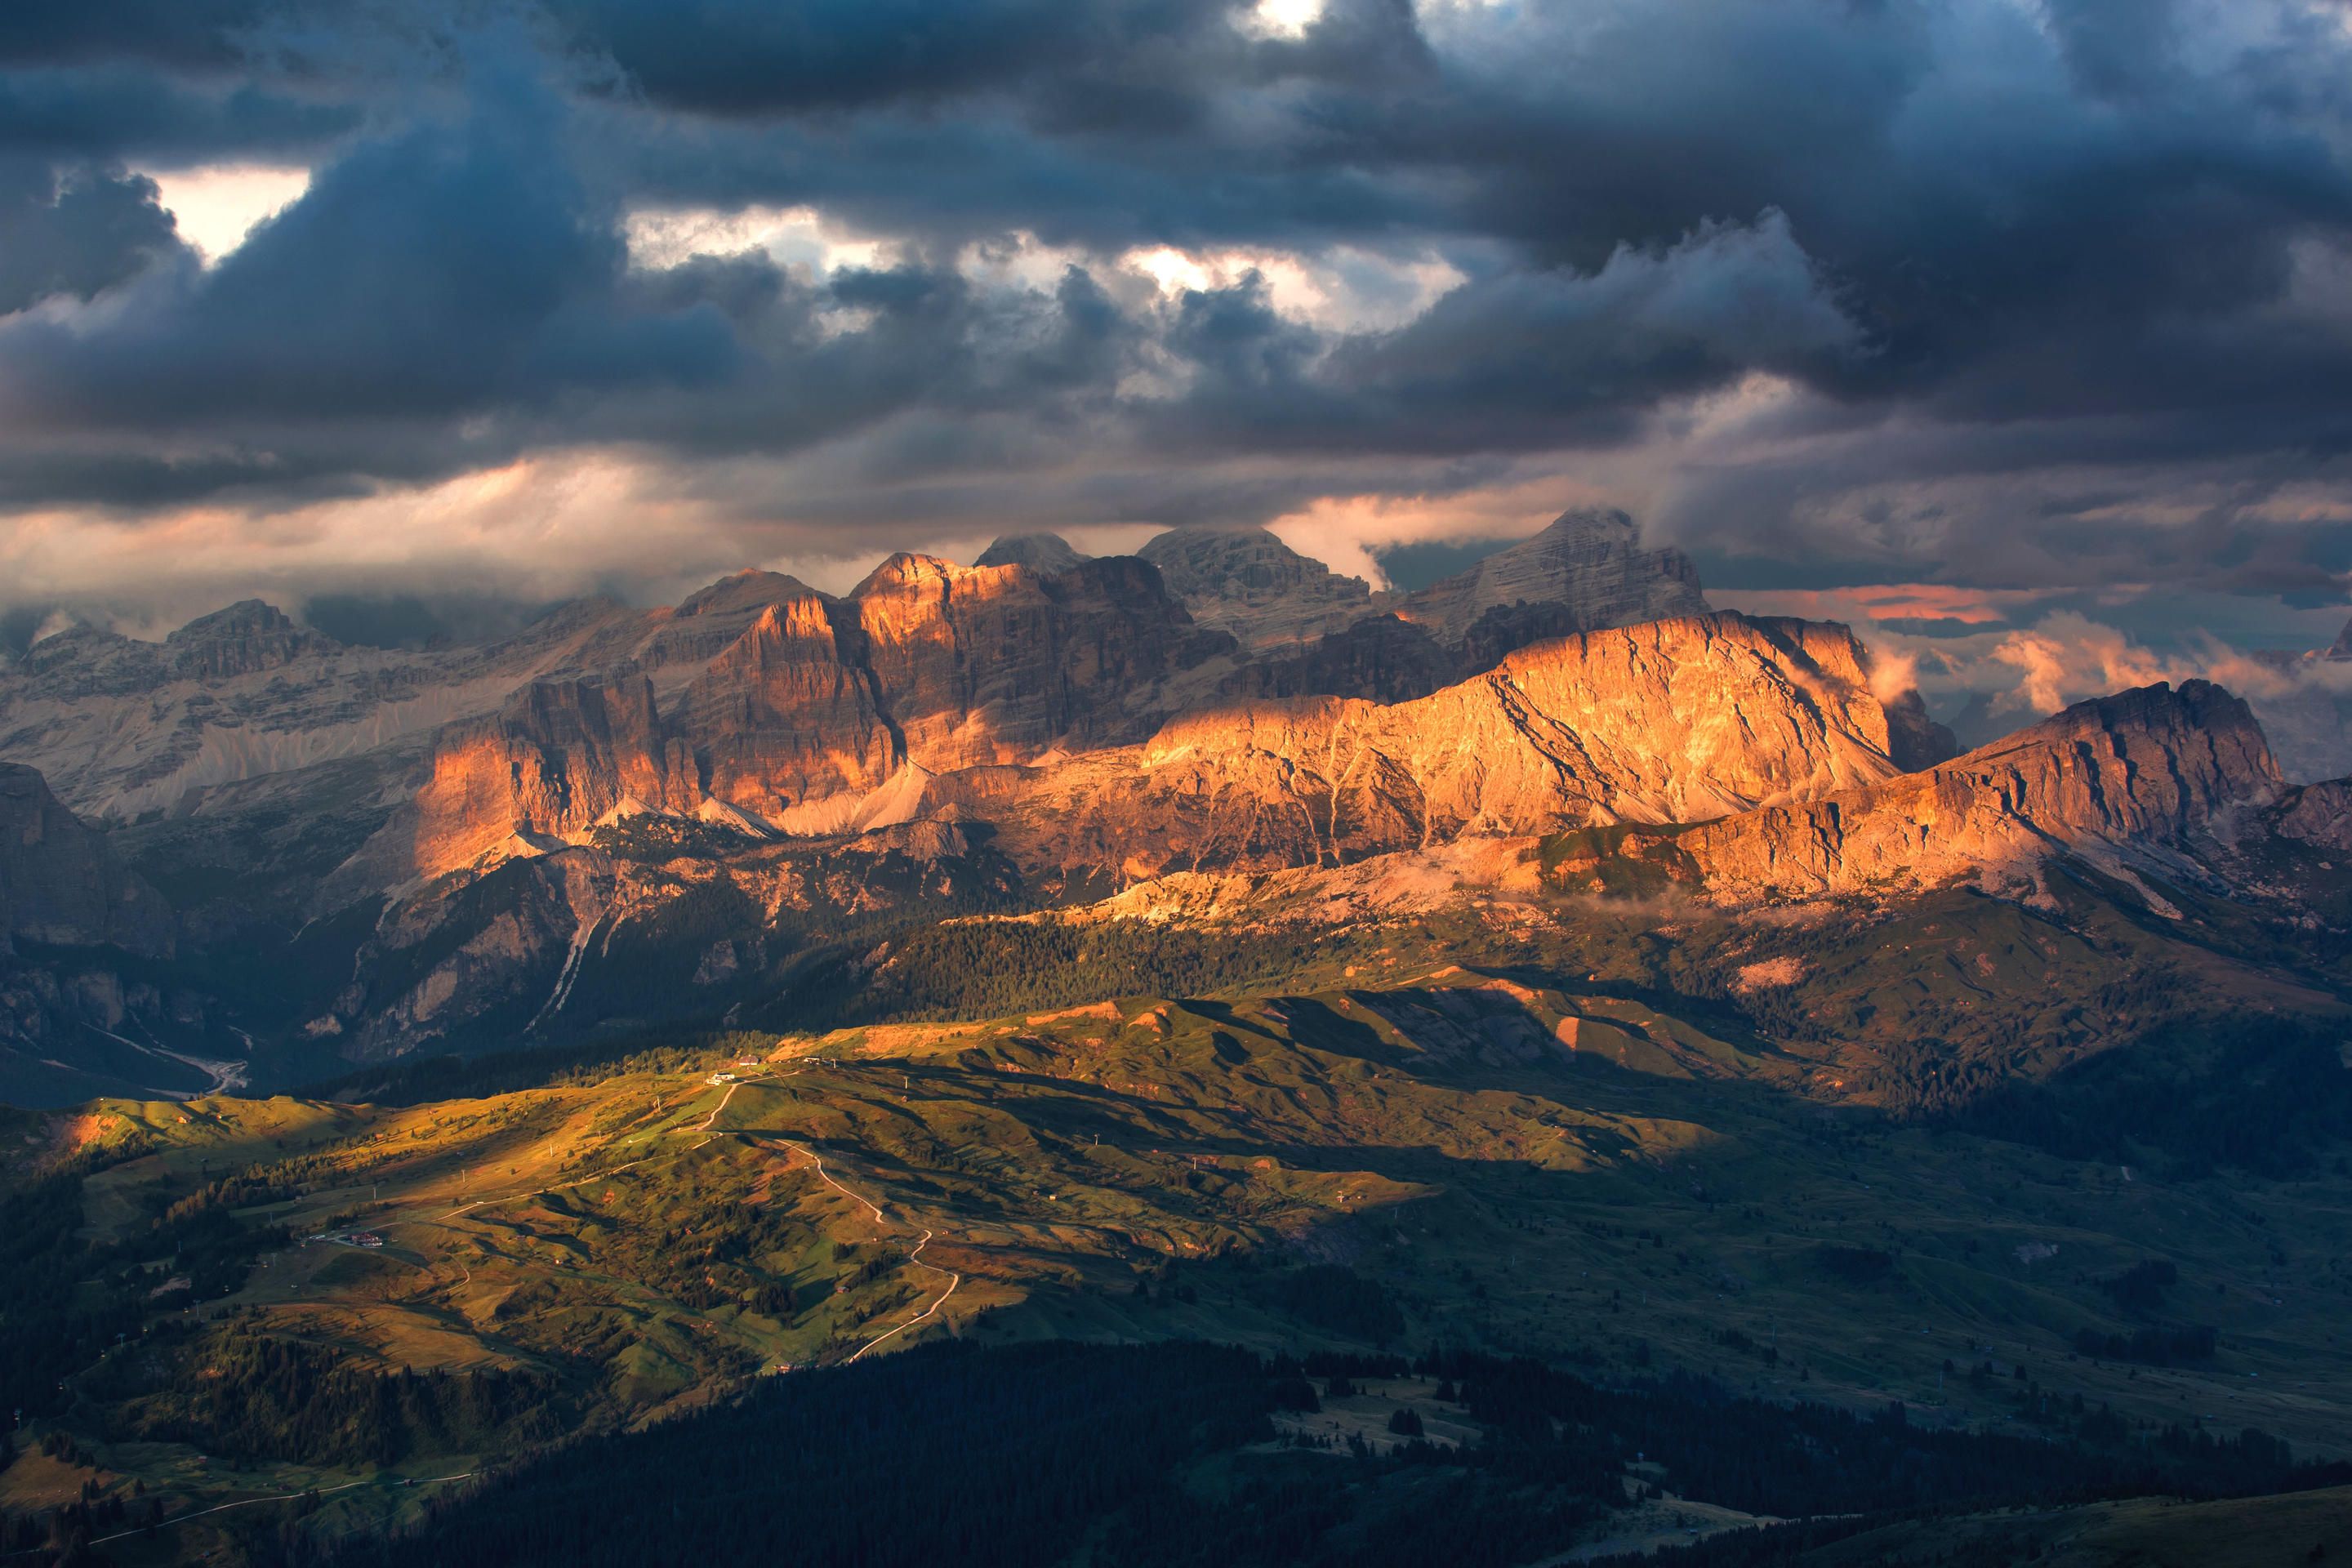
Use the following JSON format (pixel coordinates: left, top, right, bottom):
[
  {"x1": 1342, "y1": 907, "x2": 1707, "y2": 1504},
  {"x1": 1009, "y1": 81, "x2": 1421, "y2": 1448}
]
[
  {"x1": 1136, "y1": 526, "x2": 1383, "y2": 650},
  {"x1": 673, "y1": 570, "x2": 826, "y2": 619},
  {"x1": 1959, "y1": 677, "x2": 2280, "y2": 817},
  {"x1": 1397, "y1": 507, "x2": 1710, "y2": 644},
  {"x1": 850, "y1": 552, "x2": 998, "y2": 599},
  {"x1": 1670, "y1": 678, "x2": 2285, "y2": 906},
  {"x1": 975, "y1": 532, "x2": 1091, "y2": 574},
  {"x1": 164, "y1": 599, "x2": 335, "y2": 680}
]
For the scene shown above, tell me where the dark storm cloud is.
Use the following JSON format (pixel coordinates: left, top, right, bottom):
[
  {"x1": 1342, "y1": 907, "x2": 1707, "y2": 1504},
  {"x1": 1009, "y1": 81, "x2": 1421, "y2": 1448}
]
[
  {"x1": 0, "y1": 68, "x2": 358, "y2": 162},
  {"x1": 549, "y1": 0, "x2": 1196, "y2": 117},
  {"x1": 0, "y1": 0, "x2": 282, "y2": 70},
  {"x1": 0, "y1": 159, "x2": 185, "y2": 313},
  {"x1": 0, "y1": 49, "x2": 733, "y2": 431},
  {"x1": 5, "y1": 0, "x2": 2352, "y2": 615}
]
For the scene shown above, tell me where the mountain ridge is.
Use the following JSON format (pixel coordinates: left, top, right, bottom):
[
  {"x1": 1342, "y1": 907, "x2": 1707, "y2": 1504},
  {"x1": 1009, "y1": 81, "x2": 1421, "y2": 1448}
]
[{"x1": 2, "y1": 510, "x2": 2309, "y2": 1098}]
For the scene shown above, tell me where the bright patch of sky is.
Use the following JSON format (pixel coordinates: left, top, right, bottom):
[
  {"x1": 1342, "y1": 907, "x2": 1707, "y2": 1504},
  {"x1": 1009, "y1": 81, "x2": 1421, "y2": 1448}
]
[
  {"x1": 625, "y1": 208, "x2": 1471, "y2": 336},
  {"x1": 1236, "y1": 0, "x2": 1326, "y2": 40},
  {"x1": 622, "y1": 204, "x2": 890, "y2": 275},
  {"x1": 134, "y1": 163, "x2": 312, "y2": 262},
  {"x1": 1121, "y1": 243, "x2": 1468, "y2": 332}
]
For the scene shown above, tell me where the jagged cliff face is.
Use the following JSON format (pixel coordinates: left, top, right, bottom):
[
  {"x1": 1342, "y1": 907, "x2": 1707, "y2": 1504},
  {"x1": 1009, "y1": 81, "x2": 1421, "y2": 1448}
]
[
  {"x1": 390, "y1": 604, "x2": 1920, "y2": 893},
  {"x1": 847, "y1": 553, "x2": 1219, "y2": 772},
  {"x1": 1085, "y1": 679, "x2": 2301, "y2": 934},
  {"x1": 679, "y1": 595, "x2": 898, "y2": 831},
  {"x1": 0, "y1": 764, "x2": 172, "y2": 956},
  {"x1": 1528, "y1": 679, "x2": 2284, "y2": 908},
  {"x1": 318, "y1": 817, "x2": 1021, "y2": 1059},
  {"x1": 1134, "y1": 510, "x2": 1730, "y2": 711},
  {"x1": 361, "y1": 552, "x2": 1229, "y2": 888},
  {"x1": 990, "y1": 613, "x2": 1908, "y2": 880}
]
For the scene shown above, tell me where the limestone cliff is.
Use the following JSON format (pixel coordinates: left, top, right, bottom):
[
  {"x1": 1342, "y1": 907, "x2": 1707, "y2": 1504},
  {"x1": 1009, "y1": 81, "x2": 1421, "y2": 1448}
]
[
  {"x1": 164, "y1": 600, "x2": 337, "y2": 681},
  {"x1": 847, "y1": 553, "x2": 1221, "y2": 772},
  {"x1": 674, "y1": 594, "x2": 898, "y2": 829},
  {"x1": 400, "y1": 675, "x2": 702, "y2": 875},
  {"x1": 0, "y1": 592, "x2": 726, "y2": 829},
  {"x1": 363, "y1": 553, "x2": 1231, "y2": 886},
  {"x1": 1624, "y1": 679, "x2": 2281, "y2": 906},
  {"x1": 987, "y1": 612, "x2": 1909, "y2": 880},
  {"x1": 0, "y1": 764, "x2": 172, "y2": 956}
]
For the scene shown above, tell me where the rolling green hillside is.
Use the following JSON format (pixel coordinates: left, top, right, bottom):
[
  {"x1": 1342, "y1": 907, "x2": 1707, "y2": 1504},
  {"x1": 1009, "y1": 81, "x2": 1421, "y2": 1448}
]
[{"x1": 2, "y1": 901, "x2": 2348, "y2": 1563}]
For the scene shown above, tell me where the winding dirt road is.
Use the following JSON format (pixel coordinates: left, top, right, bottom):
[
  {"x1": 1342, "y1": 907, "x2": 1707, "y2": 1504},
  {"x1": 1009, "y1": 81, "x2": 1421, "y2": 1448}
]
[{"x1": 766, "y1": 1136, "x2": 962, "y2": 1362}]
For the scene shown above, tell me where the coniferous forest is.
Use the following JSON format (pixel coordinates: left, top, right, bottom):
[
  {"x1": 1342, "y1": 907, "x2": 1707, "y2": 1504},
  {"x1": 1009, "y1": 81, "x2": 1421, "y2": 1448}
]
[{"x1": 176, "y1": 1341, "x2": 2331, "y2": 1568}]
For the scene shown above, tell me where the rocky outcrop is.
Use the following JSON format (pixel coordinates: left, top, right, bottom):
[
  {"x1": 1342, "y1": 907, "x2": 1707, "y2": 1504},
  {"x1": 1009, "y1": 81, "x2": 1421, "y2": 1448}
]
[
  {"x1": 0, "y1": 596, "x2": 656, "y2": 828},
  {"x1": 2270, "y1": 777, "x2": 2352, "y2": 853},
  {"x1": 0, "y1": 764, "x2": 172, "y2": 957},
  {"x1": 359, "y1": 553, "x2": 1233, "y2": 886},
  {"x1": 337, "y1": 847, "x2": 617, "y2": 1060},
  {"x1": 0, "y1": 505, "x2": 1986, "y2": 1079},
  {"x1": 322, "y1": 816, "x2": 1022, "y2": 1059},
  {"x1": 401, "y1": 675, "x2": 702, "y2": 875},
  {"x1": 1137, "y1": 528, "x2": 1391, "y2": 651},
  {"x1": 1648, "y1": 679, "x2": 2280, "y2": 906},
  {"x1": 675, "y1": 595, "x2": 898, "y2": 829},
  {"x1": 975, "y1": 532, "x2": 1091, "y2": 574},
  {"x1": 1881, "y1": 688, "x2": 1962, "y2": 773},
  {"x1": 987, "y1": 612, "x2": 1910, "y2": 880},
  {"x1": 632, "y1": 570, "x2": 829, "y2": 672},
  {"x1": 1137, "y1": 510, "x2": 1718, "y2": 706},
  {"x1": 849, "y1": 553, "x2": 1223, "y2": 772},
  {"x1": 1395, "y1": 508, "x2": 1710, "y2": 645},
  {"x1": 164, "y1": 599, "x2": 335, "y2": 681}
]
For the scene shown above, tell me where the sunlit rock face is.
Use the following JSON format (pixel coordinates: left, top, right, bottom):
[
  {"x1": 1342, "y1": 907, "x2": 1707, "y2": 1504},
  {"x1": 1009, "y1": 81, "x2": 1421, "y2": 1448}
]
[
  {"x1": 985, "y1": 612, "x2": 1912, "y2": 881},
  {"x1": 847, "y1": 553, "x2": 1220, "y2": 773},
  {"x1": 676, "y1": 594, "x2": 898, "y2": 826},
  {"x1": 1668, "y1": 679, "x2": 2282, "y2": 904},
  {"x1": 403, "y1": 675, "x2": 702, "y2": 875},
  {"x1": 0, "y1": 508, "x2": 2010, "y2": 1072},
  {"x1": 1088, "y1": 679, "x2": 2299, "y2": 929},
  {"x1": 368, "y1": 552, "x2": 1229, "y2": 884}
]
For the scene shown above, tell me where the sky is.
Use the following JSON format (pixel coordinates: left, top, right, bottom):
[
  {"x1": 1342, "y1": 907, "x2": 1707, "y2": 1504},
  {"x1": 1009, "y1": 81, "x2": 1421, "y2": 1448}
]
[{"x1": 7, "y1": 0, "x2": 2352, "y2": 728}]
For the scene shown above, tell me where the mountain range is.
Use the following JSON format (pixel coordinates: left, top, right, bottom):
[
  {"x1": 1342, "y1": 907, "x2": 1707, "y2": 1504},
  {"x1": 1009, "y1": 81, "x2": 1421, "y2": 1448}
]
[
  {"x1": 7, "y1": 507, "x2": 2352, "y2": 1566},
  {"x1": 1, "y1": 505, "x2": 2345, "y2": 1110}
]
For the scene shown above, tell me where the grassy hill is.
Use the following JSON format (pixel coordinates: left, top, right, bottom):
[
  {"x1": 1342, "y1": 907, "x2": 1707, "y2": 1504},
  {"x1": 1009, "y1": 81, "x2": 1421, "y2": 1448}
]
[
  {"x1": 3, "y1": 846, "x2": 2350, "y2": 1566},
  {"x1": 3, "y1": 893, "x2": 2349, "y2": 1564}
]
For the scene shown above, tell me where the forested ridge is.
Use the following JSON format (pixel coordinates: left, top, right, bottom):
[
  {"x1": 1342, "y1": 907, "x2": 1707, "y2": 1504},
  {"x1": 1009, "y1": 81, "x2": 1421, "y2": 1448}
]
[
  {"x1": 247, "y1": 1343, "x2": 2342, "y2": 1568},
  {"x1": 0, "y1": 1154, "x2": 287, "y2": 1425}
]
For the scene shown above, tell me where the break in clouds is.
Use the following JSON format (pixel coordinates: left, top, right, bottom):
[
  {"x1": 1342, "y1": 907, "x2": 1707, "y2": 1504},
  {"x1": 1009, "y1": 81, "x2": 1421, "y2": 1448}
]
[{"x1": 7, "y1": 0, "x2": 2352, "y2": 743}]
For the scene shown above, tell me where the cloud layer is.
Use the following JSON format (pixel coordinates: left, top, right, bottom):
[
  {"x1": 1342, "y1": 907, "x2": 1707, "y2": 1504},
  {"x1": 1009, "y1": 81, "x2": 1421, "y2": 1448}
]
[{"x1": 3, "y1": 0, "x2": 2351, "y2": 725}]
